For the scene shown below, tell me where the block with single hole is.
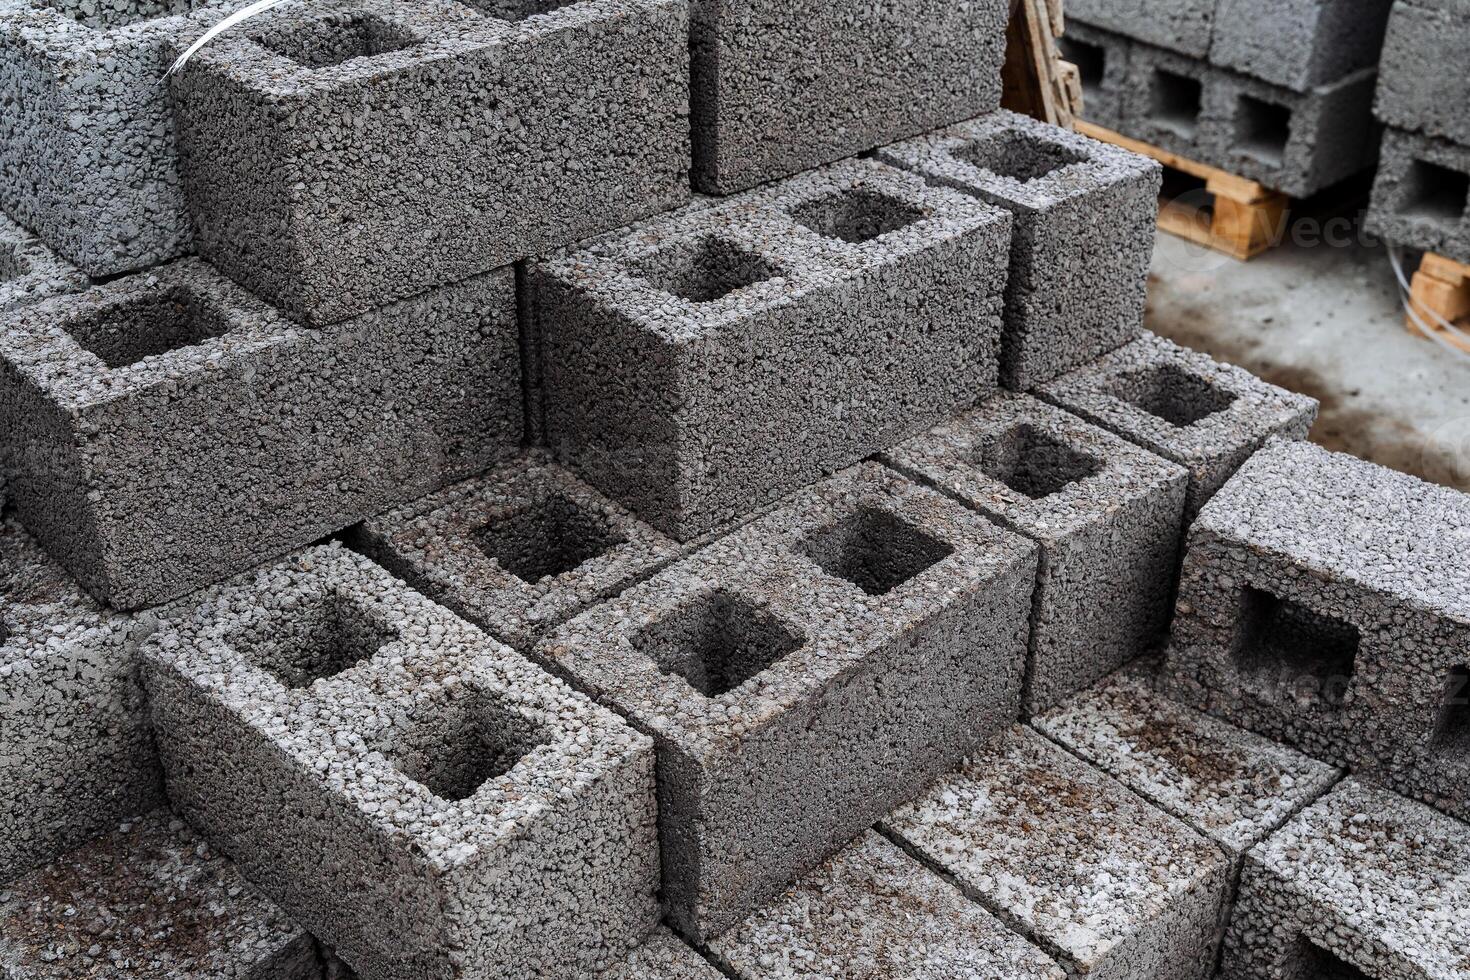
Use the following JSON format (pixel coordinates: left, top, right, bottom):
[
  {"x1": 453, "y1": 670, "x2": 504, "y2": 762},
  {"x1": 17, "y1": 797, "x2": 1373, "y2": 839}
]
[
  {"x1": 140, "y1": 545, "x2": 659, "y2": 980},
  {"x1": 0, "y1": 514, "x2": 162, "y2": 884},
  {"x1": 882, "y1": 394, "x2": 1188, "y2": 714},
  {"x1": 604, "y1": 927, "x2": 722, "y2": 980},
  {"x1": 1366, "y1": 128, "x2": 1470, "y2": 264},
  {"x1": 689, "y1": 0, "x2": 1008, "y2": 194},
  {"x1": 171, "y1": 0, "x2": 690, "y2": 326},
  {"x1": 0, "y1": 808, "x2": 320, "y2": 978},
  {"x1": 0, "y1": 258, "x2": 520, "y2": 610},
  {"x1": 348, "y1": 455, "x2": 681, "y2": 653},
  {"x1": 1218, "y1": 778, "x2": 1470, "y2": 980},
  {"x1": 707, "y1": 831, "x2": 1067, "y2": 979},
  {"x1": 1118, "y1": 42, "x2": 1218, "y2": 160},
  {"x1": 1376, "y1": 0, "x2": 1470, "y2": 146},
  {"x1": 1210, "y1": 0, "x2": 1395, "y2": 92},
  {"x1": 530, "y1": 158, "x2": 1012, "y2": 541},
  {"x1": 877, "y1": 110, "x2": 1161, "y2": 389},
  {"x1": 1161, "y1": 440, "x2": 1470, "y2": 824},
  {"x1": 1036, "y1": 332, "x2": 1318, "y2": 523},
  {"x1": 537, "y1": 463, "x2": 1038, "y2": 940},
  {"x1": 1059, "y1": 20, "x2": 1134, "y2": 132},
  {"x1": 882, "y1": 725, "x2": 1231, "y2": 980},
  {"x1": 1068, "y1": 0, "x2": 1215, "y2": 57},
  {"x1": 0, "y1": 212, "x2": 87, "y2": 314}
]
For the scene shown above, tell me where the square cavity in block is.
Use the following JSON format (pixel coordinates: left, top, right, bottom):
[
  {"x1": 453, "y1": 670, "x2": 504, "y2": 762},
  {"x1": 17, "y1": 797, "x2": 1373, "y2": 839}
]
[
  {"x1": 633, "y1": 591, "x2": 805, "y2": 697},
  {"x1": 462, "y1": 0, "x2": 581, "y2": 20},
  {"x1": 254, "y1": 13, "x2": 423, "y2": 69},
  {"x1": 1402, "y1": 160, "x2": 1470, "y2": 226},
  {"x1": 801, "y1": 506, "x2": 954, "y2": 596},
  {"x1": 228, "y1": 590, "x2": 398, "y2": 690},
  {"x1": 1058, "y1": 35, "x2": 1106, "y2": 98},
  {"x1": 1233, "y1": 587, "x2": 1360, "y2": 707},
  {"x1": 955, "y1": 131, "x2": 1088, "y2": 183},
  {"x1": 1235, "y1": 95, "x2": 1293, "y2": 167},
  {"x1": 63, "y1": 289, "x2": 231, "y2": 370},
  {"x1": 633, "y1": 237, "x2": 780, "y2": 304},
  {"x1": 1150, "y1": 70, "x2": 1204, "y2": 137},
  {"x1": 1298, "y1": 938, "x2": 1373, "y2": 980},
  {"x1": 390, "y1": 688, "x2": 550, "y2": 802},
  {"x1": 472, "y1": 494, "x2": 628, "y2": 584},
  {"x1": 1114, "y1": 363, "x2": 1239, "y2": 428},
  {"x1": 977, "y1": 424, "x2": 1101, "y2": 500},
  {"x1": 1434, "y1": 664, "x2": 1470, "y2": 754},
  {"x1": 792, "y1": 189, "x2": 927, "y2": 244}
]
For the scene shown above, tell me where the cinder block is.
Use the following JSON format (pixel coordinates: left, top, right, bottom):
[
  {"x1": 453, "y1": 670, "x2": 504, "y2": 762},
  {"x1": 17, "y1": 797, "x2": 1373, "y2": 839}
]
[
  {"x1": 0, "y1": 808, "x2": 319, "y2": 978},
  {"x1": 1033, "y1": 672, "x2": 1342, "y2": 874},
  {"x1": 141, "y1": 545, "x2": 659, "y2": 980},
  {"x1": 689, "y1": 0, "x2": 1008, "y2": 194},
  {"x1": 605, "y1": 928, "x2": 721, "y2": 980},
  {"x1": 1068, "y1": 0, "x2": 1215, "y2": 57},
  {"x1": 532, "y1": 159, "x2": 1013, "y2": 541},
  {"x1": 0, "y1": 0, "x2": 206, "y2": 276},
  {"x1": 1162, "y1": 440, "x2": 1470, "y2": 824},
  {"x1": 1210, "y1": 0, "x2": 1395, "y2": 92},
  {"x1": 877, "y1": 111, "x2": 1160, "y2": 389},
  {"x1": 0, "y1": 212, "x2": 87, "y2": 313},
  {"x1": 882, "y1": 394, "x2": 1188, "y2": 714},
  {"x1": 1059, "y1": 20, "x2": 1134, "y2": 132},
  {"x1": 0, "y1": 259, "x2": 520, "y2": 610},
  {"x1": 0, "y1": 515, "x2": 162, "y2": 884},
  {"x1": 349, "y1": 455, "x2": 680, "y2": 653},
  {"x1": 172, "y1": 0, "x2": 690, "y2": 326},
  {"x1": 1366, "y1": 128, "x2": 1470, "y2": 264},
  {"x1": 1376, "y1": 0, "x2": 1470, "y2": 146},
  {"x1": 537, "y1": 463, "x2": 1038, "y2": 940},
  {"x1": 882, "y1": 725, "x2": 1232, "y2": 980},
  {"x1": 1118, "y1": 42, "x2": 1218, "y2": 161},
  {"x1": 708, "y1": 831, "x2": 1067, "y2": 979},
  {"x1": 1036, "y1": 332, "x2": 1318, "y2": 523},
  {"x1": 1219, "y1": 779, "x2": 1470, "y2": 980}
]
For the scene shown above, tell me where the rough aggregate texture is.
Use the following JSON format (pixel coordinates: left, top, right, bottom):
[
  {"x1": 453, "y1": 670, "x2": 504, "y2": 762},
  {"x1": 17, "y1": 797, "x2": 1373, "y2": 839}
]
[
  {"x1": 1068, "y1": 0, "x2": 1215, "y2": 57},
  {"x1": 601, "y1": 927, "x2": 721, "y2": 980},
  {"x1": 1366, "y1": 128, "x2": 1470, "y2": 264},
  {"x1": 0, "y1": 212, "x2": 88, "y2": 313},
  {"x1": 1376, "y1": 0, "x2": 1470, "y2": 146},
  {"x1": 1210, "y1": 0, "x2": 1395, "y2": 91}
]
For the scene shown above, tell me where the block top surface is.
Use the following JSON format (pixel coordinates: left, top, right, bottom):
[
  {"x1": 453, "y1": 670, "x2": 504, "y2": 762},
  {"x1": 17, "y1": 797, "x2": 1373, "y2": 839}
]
[
  {"x1": 0, "y1": 212, "x2": 89, "y2": 314},
  {"x1": 1196, "y1": 439, "x2": 1470, "y2": 623},
  {"x1": 883, "y1": 392, "x2": 1189, "y2": 541},
  {"x1": 0, "y1": 0, "x2": 209, "y2": 43},
  {"x1": 0, "y1": 515, "x2": 124, "y2": 666},
  {"x1": 0, "y1": 808, "x2": 308, "y2": 979},
  {"x1": 142, "y1": 544, "x2": 649, "y2": 870},
  {"x1": 1032, "y1": 672, "x2": 1342, "y2": 859}
]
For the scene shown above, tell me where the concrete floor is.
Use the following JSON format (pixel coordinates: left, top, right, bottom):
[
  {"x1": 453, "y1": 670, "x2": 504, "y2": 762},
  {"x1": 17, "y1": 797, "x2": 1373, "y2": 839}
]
[{"x1": 1144, "y1": 223, "x2": 1470, "y2": 492}]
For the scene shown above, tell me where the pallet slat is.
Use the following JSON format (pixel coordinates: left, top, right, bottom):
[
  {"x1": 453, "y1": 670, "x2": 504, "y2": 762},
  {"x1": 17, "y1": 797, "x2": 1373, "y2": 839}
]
[{"x1": 1407, "y1": 252, "x2": 1470, "y2": 352}]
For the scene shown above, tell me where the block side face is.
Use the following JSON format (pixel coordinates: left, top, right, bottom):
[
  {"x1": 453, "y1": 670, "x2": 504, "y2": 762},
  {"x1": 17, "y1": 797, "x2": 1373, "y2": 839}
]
[
  {"x1": 1209, "y1": 0, "x2": 1394, "y2": 91},
  {"x1": 604, "y1": 927, "x2": 723, "y2": 980},
  {"x1": 1059, "y1": 21, "x2": 1134, "y2": 131},
  {"x1": 1365, "y1": 128, "x2": 1470, "y2": 264},
  {"x1": 1119, "y1": 44, "x2": 1222, "y2": 164},
  {"x1": 1069, "y1": 0, "x2": 1214, "y2": 58},
  {"x1": 1375, "y1": 0, "x2": 1470, "y2": 146},
  {"x1": 0, "y1": 213, "x2": 89, "y2": 313}
]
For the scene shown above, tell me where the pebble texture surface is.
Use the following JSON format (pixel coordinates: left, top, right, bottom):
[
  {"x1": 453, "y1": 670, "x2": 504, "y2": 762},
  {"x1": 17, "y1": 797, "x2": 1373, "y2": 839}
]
[
  {"x1": 0, "y1": 259, "x2": 520, "y2": 610},
  {"x1": 0, "y1": 212, "x2": 88, "y2": 314},
  {"x1": 601, "y1": 927, "x2": 721, "y2": 980},
  {"x1": 1366, "y1": 128, "x2": 1470, "y2": 265},
  {"x1": 538, "y1": 462, "x2": 1037, "y2": 941},
  {"x1": 1376, "y1": 0, "x2": 1470, "y2": 146}
]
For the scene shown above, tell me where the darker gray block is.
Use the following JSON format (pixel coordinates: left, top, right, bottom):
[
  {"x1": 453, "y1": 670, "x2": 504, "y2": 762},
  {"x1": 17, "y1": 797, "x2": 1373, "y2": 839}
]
[
  {"x1": 532, "y1": 159, "x2": 1013, "y2": 541},
  {"x1": 689, "y1": 0, "x2": 1008, "y2": 194},
  {"x1": 882, "y1": 393, "x2": 1188, "y2": 714},
  {"x1": 0, "y1": 212, "x2": 88, "y2": 314},
  {"x1": 1119, "y1": 42, "x2": 1218, "y2": 161},
  {"x1": 1058, "y1": 20, "x2": 1134, "y2": 132},
  {"x1": 141, "y1": 545, "x2": 659, "y2": 980},
  {"x1": 876, "y1": 110, "x2": 1160, "y2": 389},
  {"x1": 0, "y1": 258, "x2": 520, "y2": 610},
  {"x1": 172, "y1": 0, "x2": 691, "y2": 326},
  {"x1": 1376, "y1": 0, "x2": 1470, "y2": 146},
  {"x1": 1162, "y1": 440, "x2": 1470, "y2": 825},
  {"x1": 1068, "y1": 0, "x2": 1215, "y2": 57},
  {"x1": 537, "y1": 463, "x2": 1038, "y2": 941},
  {"x1": 1365, "y1": 128, "x2": 1470, "y2": 264},
  {"x1": 1036, "y1": 332, "x2": 1318, "y2": 523},
  {"x1": 1210, "y1": 0, "x2": 1395, "y2": 91}
]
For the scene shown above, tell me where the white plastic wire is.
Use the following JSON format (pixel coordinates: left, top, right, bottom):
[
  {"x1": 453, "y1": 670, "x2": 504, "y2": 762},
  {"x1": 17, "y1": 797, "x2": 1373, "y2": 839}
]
[
  {"x1": 1389, "y1": 245, "x2": 1470, "y2": 358},
  {"x1": 166, "y1": 0, "x2": 291, "y2": 76}
]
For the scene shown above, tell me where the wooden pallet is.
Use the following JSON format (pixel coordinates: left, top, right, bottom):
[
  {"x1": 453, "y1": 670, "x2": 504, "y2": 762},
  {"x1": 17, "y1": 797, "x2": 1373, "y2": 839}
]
[
  {"x1": 1002, "y1": 0, "x2": 1082, "y2": 128},
  {"x1": 1406, "y1": 252, "x2": 1470, "y2": 351},
  {"x1": 1074, "y1": 121, "x2": 1290, "y2": 261}
]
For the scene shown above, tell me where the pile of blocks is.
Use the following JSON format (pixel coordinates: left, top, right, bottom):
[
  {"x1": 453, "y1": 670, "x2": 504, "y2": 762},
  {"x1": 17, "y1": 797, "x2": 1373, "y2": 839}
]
[
  {"x1": 1063, "y1": 0, "x2": 1390, "y2": 196},
  {"x1": 1, "y1": 0, "x2": 1466, "y2": 977}
]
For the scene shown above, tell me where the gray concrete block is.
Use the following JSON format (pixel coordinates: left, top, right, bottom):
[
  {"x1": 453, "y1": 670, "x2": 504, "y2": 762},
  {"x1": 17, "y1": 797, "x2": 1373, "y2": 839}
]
[
  {"x1": 532, "y1": 159, "x2": 1013, "y2": 541},
  {"x1": 881, "y1": 393, "x2": 1188, "y2": 714},
  {"x1": 689, "y1": 0, "x2": 1008, "y2": 194},
  {"x1": 603, "y1": 927, "x2": 721, "y2": 980},
  {"x1": 0, "y1": 0, "x2": 209, "y2": 276},
  {"x1": 1036, "y1": 332, "x2": 1319, "y2": 524},
  {"x1": 0, "y1": 514, "x2": 162, "y2": 885},
  {"x1": 0, "y1": 213, "x2": 88, "y2": 314},
  {"x1": 1219, "y1": 778, "x2": 1470, "y2": 980},
  {"x1": 882, "y1": 725, "x2": 1232, "y2": 980},
  {"x1": 877, "y1": 110, "x2": 1160, "y2": 389},
  {"x1": 1118, "y1": 42, "x2": 1219, "y2": 161},
  {"x1": 1161, "y1": 440, "x2": 1470, "y2": 824},
  {"x1": 1366, "y1": 128, "x2": 1470, "y2": 264},
  {"x1": 708, "y1": 831, "x2": 1066, "y2": 979},
  {"x1": 537, "y1": 463, "x2": 1038, "y2": 940},
  {"x1": 0, "y1": 808, "x2": 320, "y2": 979},
  {"x1": 172, "y1": 0, "x2": 690, "y2": 326},
  {"x1": 1059, "y1": 20, "x2": 1134, "y2": 132},
  {"x1": 1210, "y1": 0, "x2": 1395, "y2": 92},
  {"x1": 349, "y1": 455, "x2": 681, "y2": 654},
  {"x1": 0, "y1": 259, "x2": 520, "y2": 610},
  {"x1": 1376, "y1": 0, "x2": 1470, "y2": 146},
  {"x1": 1069, "y1": 0, "x2": 1215, "y2": 57},
  {"x1": 140, "y1": 545, "x2": 659, "y2": 980}
]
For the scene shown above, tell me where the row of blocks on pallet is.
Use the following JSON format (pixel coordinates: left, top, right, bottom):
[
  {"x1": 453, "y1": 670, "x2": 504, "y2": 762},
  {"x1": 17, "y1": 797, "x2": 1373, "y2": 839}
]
[
  {"x1": 0, "y1": 113, "x2": 1168, "y2": 609},
  {"x1": 0, "y1": 0, "x2": 1009, "y2": 283}
]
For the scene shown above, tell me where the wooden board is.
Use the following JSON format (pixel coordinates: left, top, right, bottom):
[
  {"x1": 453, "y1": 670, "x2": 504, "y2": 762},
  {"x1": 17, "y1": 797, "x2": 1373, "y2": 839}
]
[
  {"x1": 1002, "y1": 0, "x2": 1080, "y2": 128},
  {"x1": 1407, "y1": 252, "x2": 1470, "y2": 352}
]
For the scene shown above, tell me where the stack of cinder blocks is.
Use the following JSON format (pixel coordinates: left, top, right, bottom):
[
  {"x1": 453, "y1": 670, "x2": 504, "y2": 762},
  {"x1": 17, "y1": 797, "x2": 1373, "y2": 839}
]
[{"x1": 1063, "y1": 0, "x2": 1389, "y2": 195}]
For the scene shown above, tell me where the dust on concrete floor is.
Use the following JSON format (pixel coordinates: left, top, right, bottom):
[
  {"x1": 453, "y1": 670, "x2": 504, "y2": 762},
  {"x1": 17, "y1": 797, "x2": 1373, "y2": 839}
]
[{"x1": 1145, "y1": 226, "x2": 1470, "y2": 492}]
